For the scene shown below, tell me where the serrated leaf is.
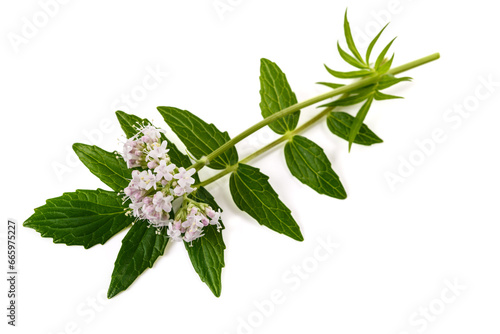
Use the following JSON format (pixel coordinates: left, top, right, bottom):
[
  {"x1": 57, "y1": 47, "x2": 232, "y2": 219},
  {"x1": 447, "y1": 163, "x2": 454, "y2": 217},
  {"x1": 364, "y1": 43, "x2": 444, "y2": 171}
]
[
  {"x1": 348, "y1": 95, "x2": 375, "y2": 151},
  {"x1": 344, "y1": 10, "x2": 364, "y2": 63},
  {"x1": 157, "y1": 106, "x2": 238, "y2": 170},
  {"x1": 327, "y1": 111, "x2": 383, "y2": 146},
  {"x1": 115, "y1": 110, "x2": 148, "y2": 138},
  {"x1": 375, "y1": 38, "x2": 396, "y2": 70},
  {"x1": 185, "y1": 187, "x2": 225, "y2": 297},
  {"x1": 377, "y1": 75, "x2": 412, "y2": 90},
  {"x1": 325, "y1": 65, "x2": 372, "y2": 79},
  {"x1": 285, "y1": 135, "x2": 346, "y2": 199},
  {"x1": 366, "y1": 23, "x2": 389, "y2": 65},
  {"x1": 73, "y1": 143, "x2": 130, "y2": 192},
  {"x1": 316, "y1": 82, "x2": 345, "y2": 89},
  {"x1": 259, "y1": 58, "x2": 300, "y2": 135},
  {"x1": 374, "y1": 91, "x2": 403, "y2": 100},
  {"x1": 24, "y1": 189, "x2": 133, "y2": 249},
  {"x1": 107, "y1": 220, "x2": 169, "y2": 298},
  {"x1": 230, "y1": 164, "x2": 303, "y2": 241},
  {"x1": 337, "y1": 42, "x2": 366, "y2": 69}
]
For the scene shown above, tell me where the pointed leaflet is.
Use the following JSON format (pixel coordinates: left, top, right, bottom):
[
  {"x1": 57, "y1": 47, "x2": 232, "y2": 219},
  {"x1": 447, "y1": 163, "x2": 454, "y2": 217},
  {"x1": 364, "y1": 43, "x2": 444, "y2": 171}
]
[
  {"x1": 374, "y1": 91, "x2": 403, "y2": 100},
  {"x1": 321, "y1": 85, "x2": 375, "y2": 107},
  {"x1": 285, "y1": 135, "x2": 347, "y2": 199},
  {"x1": 366, "y1": 23, "x2": 389, "y2": 65},
  {"x1": 327, "y1": 112, "x2": 383, "y2": 146},
  {"x1": 337, "y1": 42, "x2": 366, "y2": 69},
  {"x1": 185, "y1": 187, "x2": 225, "y2": 297},
  {"x1": 115, "y1": 110, "x2": 199, "y2": 183},
  {"x1": 259, "y1": 58, "x2": 300, "y2": 134},
  {"x1": 325, "y1": 65, "x2": 372, "y2": 79},
  {"x1": 344, "y1": 10, "x2": 364, "y2": 63},
  {"x1": 317, "y1": 82, "x2": 345, "y2": 89},
  {"x1": 24, "y1": 189, "x2": 133, "y2": 249},
  {"x1": 73, "y1": 144, "x2": 130, "y2": 192},
  {"x1": 375, "y1": 38, "x2": 396, "y2": 70},
  {"x1": 108, "y1": 220, "x2": 169, "y2": 298},
  {"x1": 230, "y1": 164, "x2": 303, "y2": 241},
  {"x1": 157, "y1": 107, "x2": 238, "y2": 170},
  {"x1": 378, "y1": 54, "x2": 394, "y2": 74},
  {"x1": 377, "y1": 75, "x2": 412, "y2": 90},
  {"x1": 348, "y1": 95, "x2": 375, "y2": 151}
]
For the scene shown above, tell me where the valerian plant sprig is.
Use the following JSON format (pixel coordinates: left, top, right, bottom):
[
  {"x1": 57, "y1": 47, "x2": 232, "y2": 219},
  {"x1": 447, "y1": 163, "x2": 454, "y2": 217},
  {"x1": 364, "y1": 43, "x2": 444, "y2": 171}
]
[{"x1": 23, "y1": 10, "x2": 440, "y2": 298}]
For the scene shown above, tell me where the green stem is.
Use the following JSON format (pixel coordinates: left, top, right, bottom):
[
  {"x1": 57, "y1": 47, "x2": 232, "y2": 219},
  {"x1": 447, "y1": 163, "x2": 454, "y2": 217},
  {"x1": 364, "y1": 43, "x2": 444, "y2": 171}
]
[
  {"x1": 196, "y1": 107, "x2": 336, "y2": 188},
  {"x1": 190, "y1": 52, "x2": 440, "y2": 173}
]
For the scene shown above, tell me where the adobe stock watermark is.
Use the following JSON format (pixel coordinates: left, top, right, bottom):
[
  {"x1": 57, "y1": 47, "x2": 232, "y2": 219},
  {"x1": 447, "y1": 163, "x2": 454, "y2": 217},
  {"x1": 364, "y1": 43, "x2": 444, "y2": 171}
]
[
  {"x1": 213, "y1": 0, "x2": 245, "y2": 21},
  {"x1": 47, "y1": 288, "x2": 109, "y2": 334},
  {"x1": 396, "y1": 278, "x2": 466, "y2": 334},
  {"x1": 385, "y1": 74, "x2": 499, "y2": 191},
  {"x1": 223, "y1": 236, "x2": 340, "y2": 334},
  {"x1": 51, "y1": 65, "x2": 168, "y2": 182},
  {"x1": 352, "y1": 0, "x2": 416, "y2": 48},
  {"x1": 7, "y1": 0, "x2": 72, "y2": 54}
]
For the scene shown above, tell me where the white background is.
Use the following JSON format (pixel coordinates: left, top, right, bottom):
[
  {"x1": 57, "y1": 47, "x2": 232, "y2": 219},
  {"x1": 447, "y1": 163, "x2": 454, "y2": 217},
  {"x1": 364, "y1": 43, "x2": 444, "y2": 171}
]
[{"x1": 1, "y1": 0, "x2": 499, "y2": 333}]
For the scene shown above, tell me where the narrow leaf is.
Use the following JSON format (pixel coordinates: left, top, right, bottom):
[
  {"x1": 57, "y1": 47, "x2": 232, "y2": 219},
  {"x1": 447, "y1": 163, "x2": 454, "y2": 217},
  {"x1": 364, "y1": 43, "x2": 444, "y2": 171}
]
[
  {"x1": 185, "y1": 187, "x2": 225, "y2": 297},
  {"x1": 327, "y1": 111, "x2": 383, "y2": 146},
  {"x1": 337, "y1": 42, "x2": 366, "y2": 69},
  {"x1": 325, "y1": 65, "x2": 372, "y2": 79},
  {"x1": 157, "y1": 106, "x2": 238, "y2": 170},
  {"x1": 285, "y1": 135, "x2": 346, "y2": 199},
  {"x1": 73, "y1": 144, "x2": 130, "y2": 192},
  {"x1": 365, "y1": 23, "x2": 389, "y2": 65},
  {"x1": 374, "y1": 91, "x2": 403, "y2": 100},
  {"x1": 344, "y1": 10, "x2": 364, "y2": 63},
  {"x1": 348, "y1": 95, "x2": 375, "y2": 151},
  {"x1": 24, "y1": 189, "x2": 133, "y2": 249},
  {"x1": 375, "y1": 38, "x2": 396, "y2": 70},
  {"x1": 259, "y1": 58, "x2": 300, "y2": 134},
  {"x1": 316, "y1": 82, "x2": 345, "y2": 89},
  {"x1": 230, "y1": 164, "x2": 303, "y2": 241},
  {"x1": 378, "y1": 53, "x2": 394, "y2": 74},
  {"x1": 321, "y1": 86, "x2": 374, "y2": 107},
  {"x1": 377, "y1": 75, "x2": 412, "y2": 90},
  {"x1": 107, "y1": 221, "x2": 169, "y2": 298}
]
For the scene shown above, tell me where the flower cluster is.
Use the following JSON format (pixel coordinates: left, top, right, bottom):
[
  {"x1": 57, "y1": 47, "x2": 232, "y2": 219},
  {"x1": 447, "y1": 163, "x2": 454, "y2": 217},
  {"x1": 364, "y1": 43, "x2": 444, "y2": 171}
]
[
  {"x1": 122, "y1": 125, "x2": 221, "y2": 243},
  {"x1": 167, "y1": 203, "x2": 222, "y2": 243}
]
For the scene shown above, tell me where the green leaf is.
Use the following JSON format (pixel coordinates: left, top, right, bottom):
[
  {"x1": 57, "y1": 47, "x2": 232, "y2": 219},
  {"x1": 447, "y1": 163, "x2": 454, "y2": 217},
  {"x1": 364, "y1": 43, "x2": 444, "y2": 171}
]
[
  {"x1": 285, "y1": 135, "x2": 346, "y2": 199},
  {"x1": 378, "y1": 53, "x2": 394, "y2": 74},
  {"x1": 73, "y1": 144, "x2": 130, "y2": 192},
  {"x1": 377, "y1": 75, "x2": 412, "y2": 90},
  {"x1": 24, "y1": 189, "x2": 133, "y2": 249},
  {"x1": 321, "y1": 86, "x2": 374, "y2": 107},
  {"x1": 375, "y1": 38, "x2": 396, "y2": 70},
  {"x1": 366, "y1": 23, "x2": 389, "y2": 65},
  {"x1": 316, "y1": 82, "x2": 345, "y2": 89},
  {"x1": 230, "y1": 164, "x2": 303, "y2": 241},
  {"x1": 185, "y1": 187, "x2": 225, "y2": 297},
  {"x1": 344, "y1": 10, "x2": 364, "y2": 63},
  {"x1": 259, "y1": 58, "x2": 300, "y2": 135},
  {"x1": 157, "y1": 106, "x2": 238, "y2": 170},
  {"x1": 337, "y1": 42, "x2": 366, "y2": 69},
  {"x1": 115, "y1": 110, "x2": 148, "y2": 138},
  {"x1": 374, "y1": 91, "x2": 403, "y2": 100},
  {"x1": 325, "y1": 65, "x2": 372, "y2": 79},
  {"x1": 348, "y1": 95, "x2": 375, "y2": 151},
  {"x1": 327, "y1": 111, "x2": 383, "y2": 146},
  {"x1": 107, "y1": 220, "x2": 169, "y2": 298}
]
